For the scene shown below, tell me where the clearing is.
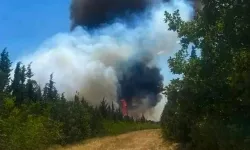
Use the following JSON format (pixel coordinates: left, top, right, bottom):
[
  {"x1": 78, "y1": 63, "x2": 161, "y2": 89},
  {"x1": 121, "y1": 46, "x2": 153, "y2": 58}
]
[{"x1": 52, "y1": 129, "x2": 178, "y2": 150}]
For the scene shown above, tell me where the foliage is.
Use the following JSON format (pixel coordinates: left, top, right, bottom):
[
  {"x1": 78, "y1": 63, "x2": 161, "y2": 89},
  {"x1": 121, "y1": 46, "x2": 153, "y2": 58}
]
[
  {"x1": 161, "y1": 1, "x2": 250, "y2": 150},
  {"x1": 0, "y1": 98, "x2": 61, "y2": 150},
  {"x1": 0, "y1": 48, "x2": 158, "y2": 149},
  {"x1": 0, "y1": 48, "x2": 12, "y2": 93}
]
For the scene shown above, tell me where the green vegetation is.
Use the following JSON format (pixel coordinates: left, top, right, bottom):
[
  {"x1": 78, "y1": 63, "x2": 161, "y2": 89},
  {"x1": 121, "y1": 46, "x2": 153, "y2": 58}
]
[
  {"x1": 161, "y1": 0, "x2": 250, "y2": 150},
  {"x1": 102, "y1": 120, "x2": 159, "y2": 136},
  {"x1": 0, "y1": 48, "x2": 158, "y2": 150},
  {"x1": 0, "y1": 98, "x2": 61, "y2": 150}
]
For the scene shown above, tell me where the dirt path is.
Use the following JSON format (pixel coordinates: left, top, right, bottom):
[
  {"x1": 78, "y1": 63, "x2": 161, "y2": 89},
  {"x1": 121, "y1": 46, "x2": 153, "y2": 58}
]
[{"x1": 52, "y1": 129, "x2": 177, "y2": 150}]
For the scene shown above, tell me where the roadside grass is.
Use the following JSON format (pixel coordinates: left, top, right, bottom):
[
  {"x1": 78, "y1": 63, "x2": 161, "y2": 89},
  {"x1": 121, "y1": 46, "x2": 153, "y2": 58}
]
[{"x1": 101, "y1": 120, "x2": 160, "y2": 136}]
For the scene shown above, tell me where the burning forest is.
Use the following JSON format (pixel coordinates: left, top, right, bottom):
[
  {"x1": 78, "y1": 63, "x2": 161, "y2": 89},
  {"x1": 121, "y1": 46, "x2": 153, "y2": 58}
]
[{"x1": 19, "y1": 0, "x2": 195, "y2": 120}]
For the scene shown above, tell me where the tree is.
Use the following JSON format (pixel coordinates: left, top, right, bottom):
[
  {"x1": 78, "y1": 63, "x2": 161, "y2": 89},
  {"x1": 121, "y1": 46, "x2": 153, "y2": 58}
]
[
  {"x1": 35, "y1": 85, "x2": 42, "y2": 102},
  {"x1": 20, "y1": 65, "x2": 26, "y2": 103},
  {"x1": 26, "y1": 62, "x2": 37, "y2": 102},
  {"x1": 74, "y1": 91, "x2": 80, "y2": 103},
  {"x1": 161, "y1": 1, "x2": 250, "y2": 149},
  {"x1": 60, "y1": 92, "x2": 66, "y2": 102},
  {"x1": 11, "y1": 62, "x2": 22, "y2": 105},
  {"x1": 43, "y1": 73, "x2": 59, "y2": 102},
  {"x1": 99, "y1": 98, "x2": 108, "y2": 119},
  {"x1": 0, "y1": 48, "x2": 12, "y2": 93}
]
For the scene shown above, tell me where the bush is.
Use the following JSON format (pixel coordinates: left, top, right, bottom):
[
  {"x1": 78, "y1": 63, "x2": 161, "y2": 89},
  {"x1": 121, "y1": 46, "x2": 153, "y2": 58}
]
[
  {"x1": 190, "y1": 119, "x2": 250, "y2": 150},
  {"x1": 0, "y1": 98, "x2": 61, "y2": 150},
  {"x1": 160, "y1": 96, "x2": 192, "y2": 142}
]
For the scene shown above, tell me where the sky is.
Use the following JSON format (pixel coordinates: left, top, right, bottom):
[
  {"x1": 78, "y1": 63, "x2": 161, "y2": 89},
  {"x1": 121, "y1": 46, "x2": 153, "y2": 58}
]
[{"x1": 0, "y1": 0, "x2": 71, "y2": 60}]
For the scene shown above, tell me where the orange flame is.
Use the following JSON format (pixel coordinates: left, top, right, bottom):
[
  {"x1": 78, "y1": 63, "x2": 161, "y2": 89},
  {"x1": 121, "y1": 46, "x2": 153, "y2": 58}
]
[{"x1": 120, "y1": 99, "x2": 128, "y2": 116}]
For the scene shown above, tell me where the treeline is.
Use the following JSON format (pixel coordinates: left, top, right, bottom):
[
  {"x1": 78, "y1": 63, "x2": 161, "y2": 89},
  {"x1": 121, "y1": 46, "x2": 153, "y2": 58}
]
[
  {"x1": 161, "y1": 1, "x2": 250, "y2": 150},
  {"x1": 0, "y1": 48, "x2": 158, "y2": 150}
]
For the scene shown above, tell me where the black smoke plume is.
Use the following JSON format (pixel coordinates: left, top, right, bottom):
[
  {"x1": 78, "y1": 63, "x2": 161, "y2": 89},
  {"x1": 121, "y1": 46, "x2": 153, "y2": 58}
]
[
  {"x1": 70, "y1": 0, "x2": 165, "y2": 31},
  {"x1": 70, "y1": 0, "x2": 201, "y2": 31},
  {"x1": 117, "y1": 53, "x2": 164, "y2": 109}
]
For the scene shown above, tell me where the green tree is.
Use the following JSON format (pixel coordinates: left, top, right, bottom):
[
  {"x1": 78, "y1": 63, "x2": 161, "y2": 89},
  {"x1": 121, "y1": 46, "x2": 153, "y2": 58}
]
[
  {"x1": 161, "y1": 1, "x2": 250, "y2": 149},
  {"x1": 25, "y1": 62, "x2": 38, "y2": 102},
  {"x1": 43, "y1": 73, "x2": 58, "y2": 102},
  {"x1": 35, "y1": 85, "x2": 42, "y2": 102},
  {"x1": 20, "y1": 65, "x2": 26, "y2": 103},
  {"x1": 74, "y1": 91, "x2": 80, "y2": 103},
  {"x1": 0, "y1": 48, "x2": 12, "y2": 93},
  {"x1": 60, "y1": 92, "x2": 66, "y2": 102},
  {"x1": 99, "y1": 98, "x2": 108, "y2": 119},
  {"x1": 11, "y1": 62, "x2": 22, "y2": 105}
]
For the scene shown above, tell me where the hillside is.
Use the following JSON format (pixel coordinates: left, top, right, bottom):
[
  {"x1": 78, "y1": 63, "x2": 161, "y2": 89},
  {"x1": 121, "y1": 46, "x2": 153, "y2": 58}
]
[{"x1": 51, "y1": 129, "x2": 177, "y2": 150}]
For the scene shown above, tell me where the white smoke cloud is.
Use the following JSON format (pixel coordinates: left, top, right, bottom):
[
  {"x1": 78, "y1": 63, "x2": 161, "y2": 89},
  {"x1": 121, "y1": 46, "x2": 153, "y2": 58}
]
[{"x1": 17, "y1": 0, "x2": 193, "y2": 121}]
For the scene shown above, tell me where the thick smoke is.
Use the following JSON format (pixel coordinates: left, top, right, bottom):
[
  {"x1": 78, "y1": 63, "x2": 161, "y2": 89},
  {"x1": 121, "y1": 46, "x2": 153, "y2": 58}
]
[
  {"x1": 18, "y1": 1, "x2": 193, "y2": 121},
  {"x1": 70, "y1": 0, "x2": 163, "y2": 30},
  {"x1": 70, "y1": 0, "x2": 200, "y2": 30},
  {"x1": 117, "y1": 52, "x2": 164, "y2": 109}
]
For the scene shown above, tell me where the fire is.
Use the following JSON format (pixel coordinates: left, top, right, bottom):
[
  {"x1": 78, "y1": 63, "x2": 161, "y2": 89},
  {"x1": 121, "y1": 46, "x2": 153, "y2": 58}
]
[{"x1": 120, "y1": 99, "x2": 128, "y2": 116}]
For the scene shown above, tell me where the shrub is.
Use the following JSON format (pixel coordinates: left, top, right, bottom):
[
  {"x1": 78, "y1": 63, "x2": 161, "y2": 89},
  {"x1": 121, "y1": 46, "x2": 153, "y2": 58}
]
[
  {"x1": 190, "y1": 119, "x2": 250, "y2": 150},
  {"x1": 0, "y1": 98, "x2": 61, "y2": 150}
]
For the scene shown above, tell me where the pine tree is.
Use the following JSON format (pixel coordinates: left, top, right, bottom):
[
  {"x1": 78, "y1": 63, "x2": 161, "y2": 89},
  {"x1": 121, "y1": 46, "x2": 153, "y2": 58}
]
[
  {"x1": 43, "y1": 84, "x2": 48, "y2": 102},
  {"x1": 99, "y1": 98, "x2": 108, "y2": 119},
  {"x1": 0, "y1": 48, "x2": 12, "y2": 93},
  {"x1": 50, "y1": 74, "x2": 59, "y2": 101},
  {"x1": 43, "y1": 73, "x2": 59, "y2": 102},
  {"x1": 111, "y1": 101, "x2": 115, "y2": 113},
  {"x1": 11, "y1": 62, "x2": 22, "y2": 105},
  {"x1": 48, "y1": 73, "x2": 54, "y2": 99},
  {"x1": 81, "y1": 96, "x2": 89, "y2": 107},
  {"x1": 74, "y1": 91, "x2": 80, "y2": 103},
  {"x1": 26, "y1": 62, "x2": 34, "y2": 79},
  {"x1": 35, "y1": 85, "x2": 42, "y2": 102},
  {"x1": 111, "y1": 101, "x2": 116, "y2": 121},
  {"x1": 60, "y1": 92, "x2": 66, "y2": 102},
  {"x1": 107, "y1": 105, "x2": 111, "y2": 119},
  {"x1": 20, "y1": 65, "x2": 26, "y2": 103},
  {"x1": 26, "y1": 63, "x2": 36, "y2": 102}
]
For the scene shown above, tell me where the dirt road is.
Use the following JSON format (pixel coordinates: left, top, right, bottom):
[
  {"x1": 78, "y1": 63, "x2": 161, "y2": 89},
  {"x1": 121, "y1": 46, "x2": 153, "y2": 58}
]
[{"x1": 52, "y1": 129, "x2": 177, "y2": 150}]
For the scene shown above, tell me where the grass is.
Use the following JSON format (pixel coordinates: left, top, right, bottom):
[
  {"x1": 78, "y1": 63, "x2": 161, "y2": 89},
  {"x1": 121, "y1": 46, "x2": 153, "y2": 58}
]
[{"x1": 102, "y1": 120, "x2": 160, "y2": 136}]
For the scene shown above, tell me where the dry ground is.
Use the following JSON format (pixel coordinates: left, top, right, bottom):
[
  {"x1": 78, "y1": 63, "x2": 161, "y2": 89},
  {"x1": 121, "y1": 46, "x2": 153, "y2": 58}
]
[{"x1": 51, "y1": 129, "x2": 178, "y2": 150}]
